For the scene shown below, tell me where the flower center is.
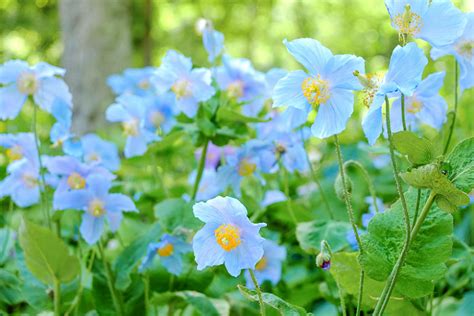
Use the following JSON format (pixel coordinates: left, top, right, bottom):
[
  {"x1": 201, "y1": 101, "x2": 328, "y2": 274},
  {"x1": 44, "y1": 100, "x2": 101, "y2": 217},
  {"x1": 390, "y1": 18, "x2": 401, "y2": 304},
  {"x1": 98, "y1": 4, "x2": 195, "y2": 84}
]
[
  {"x1": 17, "y1": 72, "x2": 39, "y2": 95},
  {"x1": 171, "y1": 79, "x2": 191, "y2": 99},
  {"x1": 238, "y1": 159, "x2": 256, "y2": 176},
  {"x1": 6, "y1": 145, "x2": 23, "y2": 162},
  {"x1": 354, "y1": 71, "x2": 383, "y2": 107},
  {"x1": 86, "y1": 152, "x2": 101, "y2": 162},
  {"x1": 276, "y1": 143, "x2": 286, "y2": 155},
  {"x1": 157, "y1": 242, "x2": 174, "y2": 257},
  {"x1": 150, "y1": 111, "x2": 165, "y2": 128},
  {"x1": 393, "y1": 4, "x2": 422, "y2": 37},
  {"x1": 214, "y1": 224, "x2": 241, "y2": 251},
  {"x1": 88, "y1": 199, "x2": 105, "y2": 217},
  {"x1": 227, "y1": 80, "x2": 244, "y2": 99},
  {"x1": 67, "y1": 172, "x2": 86, "y2": 190},
  {"x1": 455, "y1": 40, "x2": 474, "y2": 60},
  {"x1": 122, "y1": 119, "x2": 139, "y2": 136},
  {"x1": 22, "y1": 173, "x2": 38, "y2": 188},
  {"x1": 255, "y1": 256, "x2": 268, "y2": 271},
  {"x1": 138, "y1": 79, "x2": 150, "y2": 90},
  {"x1": 407, "y1": 98, "x2": 422, "y2": 114},
  {"x1": 301, "y1": 75, "x2": 330, "y2": 107}
]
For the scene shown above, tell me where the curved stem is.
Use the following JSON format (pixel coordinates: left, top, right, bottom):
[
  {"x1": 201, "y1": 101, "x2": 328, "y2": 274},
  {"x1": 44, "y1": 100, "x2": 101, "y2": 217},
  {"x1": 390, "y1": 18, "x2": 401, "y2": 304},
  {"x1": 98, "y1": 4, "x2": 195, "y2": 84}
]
[
  {"x1": 443, "y1": 60, "x2": 459, "y2": 155},
  {"x1": 412, "y1": 189, "x2": 422, "y2": 226},
  {"x1": 344, "y1": 160, "x2": 379, "y2": 213},
  {"x1": 249, "y1": 269, "x2": 265, "y2": 316},
  {"x1": 191, "y1": 139, "x2": 209, "y2": 201},
  {"x1": 400, "y1": 94, "x2": 407, "y2": 131},
  {"x1": 333, "y1": 134, "x2": 364, "y2": 315},
  {"x1": 98, "y1": 240, "x2": 124, "y2": 316}
]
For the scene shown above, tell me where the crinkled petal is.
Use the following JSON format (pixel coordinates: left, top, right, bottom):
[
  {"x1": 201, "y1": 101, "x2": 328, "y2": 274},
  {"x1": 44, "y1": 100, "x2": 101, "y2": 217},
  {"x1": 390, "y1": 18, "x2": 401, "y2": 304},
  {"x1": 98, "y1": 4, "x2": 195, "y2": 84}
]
[
  {"x1": 125, "y1": 135, "x2": 149, "y2": 158},
  {"x1": 416, "y1": 71, "x2": 445, "y2": 97},
  {"x1": 34, "y1": 77, "x2": 72, "y2": 112},
  {"x1": 283, "y1": 38, "x2": 332, "y2": 75},
  {"x1": 106, "y1": 211, "x2": 123, "y2": 232},
  {"x1": 325, "y1": 54, "x2": 365, "y2": 90},
  {"x1": 0, "y1": 60, "x2": 28, "y2": 84},
  {"x1": 80, "y1": 213, "x2": 105, "y2": 245},
  {"x1": 105, "y1": 193, "x2": 137, "y2": 213},
  {"x1": 223, "y1": 234, "x2": 264, "y2": 277},
  {"x1": 193, "y1": 223, "x2": 226, "y2": 270},
  {"x1": 362, "y1": 95, "x2": 385, "y2": 145},
  {"x1": 0, "y1": 85, "x2": 26, "y2": 120},
  {"x1": 272, "y1": 70, "x2": 310, "y2": 110}
]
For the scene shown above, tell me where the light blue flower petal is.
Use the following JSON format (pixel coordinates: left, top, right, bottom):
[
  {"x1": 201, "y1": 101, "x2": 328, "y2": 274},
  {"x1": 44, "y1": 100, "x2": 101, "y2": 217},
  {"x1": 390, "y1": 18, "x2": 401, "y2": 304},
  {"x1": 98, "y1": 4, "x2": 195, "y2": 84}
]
[
  {"x1": 162, "y1": 50, "x2": 193, "y2": 76},
  {"x1": 193, "y1": 223, "x2": 226, "y2": 270},
  {"x1": 416, "y1": 72, "x2": 445, "y2": 97},
  {"x1": 388, "y1": 97, "x2": 405, "y2": 133},
  {"x1": 86, "y1": 174, "x2": 112, "y2": 199},
  {"x1": 105, "y1": 193, "x2": 137, "y2": 213},
  {"x1": 0, "y1": 85, "x2": 27, "y2": 120},
  {"x1": 33, "y1": 77, "x2": 72, "y2": 112},
  {"x1": 325, "y1": 54, "x2": 365, "y2": 90},
  {"x1": 177, "y1": 97, "x2": 199, "y2": 118},
  {"x1": 33, "y1": 62, "x2": 66, "y2": 78},
  {"x1": 0, "y1": 60, "x2": 28, "y2": 84},
  {"x1": 161, "y1": 255, "x2": 183, "y2": 276},
  {"x1": 283, "y1": 38, "x2": 332, "y2": 75},
  {"x1": 362, "y1": 96, "x2": 384, "y2": 145},
  {"x1": 53, "y1": 189, "x2": 90, "y2": 211},
  {"x1": 272, "y1": 70, "x2": 310, "y2": 110},
  {"x1": 280, "y1": 106, "x2": 310, "y2": 130},
  {"x1": 106, "y1": 211, "x2": 123, "y2": 232},
  {"x1": 189, "y1": 68, "x2": 215, "y2": 101},
  {"x1": 105, "y1": 103, "x2": 132, "y2": 122},
  {"x1": 223, "y1": 235, "x2": 264, "y2": 277},
  {"x1": 125, "y1": 135, "x2": 148, "y2": 158},
  {"x1": 43, "y1": 155, "x2": 79, "y2": 175},
  {"x1": 311, "y1": 89, "x2": 353, "y2": 138},
  {"x1": 139, "y1": 242, "x2": 160, "y2": 272},
  {"x1": 459, "y1": 58, "x2": 474, "y2": 93},
  {"x1": 80, "y1": 213, "x2": 105, "y2": 245},
  {"x1": 417, "y1": 95, "x2": 447, "y2": 129},
  {"x1": 203, "y1": 28, "x2": 224, "y2": 62},
  {"x1": 12, "y1": 183, "x2": 40, "y2": 208},
  {"x1": 151, "y1": 66, "x2": 177, "y2": 94}
]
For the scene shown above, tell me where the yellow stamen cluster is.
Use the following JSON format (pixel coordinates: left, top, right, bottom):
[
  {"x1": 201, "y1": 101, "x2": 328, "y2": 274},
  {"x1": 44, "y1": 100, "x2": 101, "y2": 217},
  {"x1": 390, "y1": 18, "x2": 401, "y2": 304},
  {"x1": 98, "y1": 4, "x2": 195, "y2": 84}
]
[
  {"x1": 138, "y1": 79, "x2": 150, "y2": 90},
  {"x1": 17, "y1": 72, "x2": 39, "y2": 95},
  {"x1": 22, "y1": 173, "x2": 38, "y2": 188},
  {"x1": 227, "y1": 80, "x2": 244, "y2": 99},
  {"x1": 393, "y1": 4, "x2": 422, "y2": 39},
  {"x1": 238, "y1": 159, "x2": 256, "y2": 177},
  {"x1": 157, "y1": 243, "x2": 174, "y2": 257},
  {"x1": 255, "y1": 256, "x2": 268, "y2": 271},
  {"x1": 86, "y1": 152, "x2": 100, "y2": 162},
  {"x1": 214, "y1": 224, "x2": 241, "y2": 251},
  {"x1": 67, "y1": 172, "x2": 86, "y2": 190},
  {"x1": 354, "y1": 71, "x2": 383, "y2": 107},
  {"x1": 171, "y1": 79, "x2": 191, "y2": 99},
  {"x1": 88, "y1": 199, "x2": 105, "y2": 217},
  {"x1": 455, "y1": 40, "x2": 474, "y2": 60},
  {"x1": 122, "y1": 119, "x2": 139, "y2": 136},
  {"x1": 301, "y1": 75, "x2": 330, "y2": 107},
  {"x1": 407, "y1": 98, "x2": 423, "y2": 114},
  {"x1": 6, "y1": 145, "x2": 23, "y2": 162},
  {"x1": 150, "y1": 111, "x2": 165, "y2": 128}
]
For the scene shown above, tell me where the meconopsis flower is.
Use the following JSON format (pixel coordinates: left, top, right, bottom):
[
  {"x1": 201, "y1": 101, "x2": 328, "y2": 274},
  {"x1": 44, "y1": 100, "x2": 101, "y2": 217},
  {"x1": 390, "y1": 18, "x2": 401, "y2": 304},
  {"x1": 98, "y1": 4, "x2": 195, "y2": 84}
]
[
  {"x1": 144, "y1": 93, "x2": 177, "y2": 135},
  {"x1": 0, "y1": 133, "x2": 38, "y2": 165},
  {"x1": 431, "y1": 12, "x2": 474, "y2": 93},
  {"x1": 139, "y1": 234, "x2": 191, "y2": 275},
  {"x1": 202, "y1": 21, "x2": 224, "y2": 63},
  {"x1": 107, "y1": 67, "x2": 156, "y2": 97},
  {"x1": 215, "y1": 55, "x2": 267, "y2": 116},
  {"x1": 49, "y1": 98, "x2": 78, "y2": 156},
  {"x1": 78, "y1": 134, "x2": 121, "y2": 172},
  {"x1": 244, "y1": 239, "x2": 286, "y2": 288},
  {"x1": 0, "y1": 158, "x2": 40, "y2": 207},
  {"x1": 390, "y1": 72, "x2": 447, "y2": 132},
  {"x1": 192, "y1": 196, "x2": 266, "y2": 277},
  {"x1": 273, "y1": 38, "x2": 364, "y2": 139},
  {"x1": 152, "y1": 50, "x2": 215, "y2": 118},
  {"x1": 54, "y1": 174, "x2": 137, "y2": 244},
  {"x1": 106, "y1": 94, "x2": 160, "y2": 158},
  {"x1": 385, "y1": 0, "x2": 466, "y2": 47},
  {"x1": 360, "y1": 42, "x2": 428, "y2": 145},
  {"x1": 0, "y1": 60, "x2": 72, "y2": 120}
]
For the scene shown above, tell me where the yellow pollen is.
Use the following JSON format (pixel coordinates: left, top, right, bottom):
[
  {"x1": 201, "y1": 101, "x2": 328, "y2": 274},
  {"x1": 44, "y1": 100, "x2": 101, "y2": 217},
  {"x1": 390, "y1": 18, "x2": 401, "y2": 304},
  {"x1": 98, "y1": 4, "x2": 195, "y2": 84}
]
[
  {"x1": 6, "y1": 146, "x2": 23, "y2": 162},
  {"x1": 138, "y1": 79, "x2": 150, "y2": 90},
  {"x1": 87, "y1": 152, "x2": 100, "y2": 162},
  {"x1": 122, "y1": 119, "x2": 139, "y2": 136},
  {"x1": 301, "y1": 75, "x2": 330, "y2": 107},
  {"x1": 171, "y1": 79, "x2": 191, "y2": 99},
  {"x1": 238, "y1": 159, "x2": 256, "y2": 177},
  {"x1": 255, "y1": 256, "x2": 268, "y2": 271},
  {"x1": 67, "y1": 172, "x2": 86, "y2": 190},
  {"x1": 407, "y1": 98, "x2": 423, "y2": 114},
  {"x1": 157, "y1": 243, "x2": 174, "y2": 257},
  {"x1": 214, "y1": 224, "x2": 241, "y2": 251},
  {"x1": 227, "y1": 81, "x2": 244, "y2": 99},
  {"x1": 393, "y1": 4, "x2": 422, "y2": 38},
  {"x1": 150, "y1": 111, "x2": 165, "y2": 128},
  {"x1": 17, "y1": 72, "x2": 39, "y2": 95},
  {"x1": 88, "y1": 199, "x2": 105, "y2": 217},
  {"x1": 22, "y1": 174, "x2": 38, "y2": 188},
  {"x1": 455, "y1": 41, "x2": 474, "y2": 60},
  {"x1": 356, "y1": 72, "x2": 383, "y2": 108}
]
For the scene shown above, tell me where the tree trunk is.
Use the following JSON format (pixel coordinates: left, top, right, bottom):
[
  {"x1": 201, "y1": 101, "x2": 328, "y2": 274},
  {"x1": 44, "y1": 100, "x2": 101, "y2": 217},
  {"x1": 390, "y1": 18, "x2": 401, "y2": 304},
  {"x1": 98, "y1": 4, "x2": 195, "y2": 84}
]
[{"x1": 59, "y1": 0, "x2": 132, "y2": 134}]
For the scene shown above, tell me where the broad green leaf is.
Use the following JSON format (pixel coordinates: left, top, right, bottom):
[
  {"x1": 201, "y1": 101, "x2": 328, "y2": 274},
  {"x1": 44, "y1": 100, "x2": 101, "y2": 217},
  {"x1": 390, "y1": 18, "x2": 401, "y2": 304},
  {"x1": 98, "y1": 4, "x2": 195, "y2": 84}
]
[
  {"x1": 392, "y1": 131, "x2": 436, "y2": 165},
  {"x1": 359, "y1": 189, "x2": 453, "y2": 298},
  {"x1": 330, "y1": 252, "x2": 424, "y2": 315},
  {"x1": 0, "y1": 270, "x2": 23, "y2": 305},
  {"x1": 216, "y1": 107, "x2": 268, "y2": 124},
  {"x1": 238, "y1": 285, "x2": 310, "y2": 316},
  {"x1": 0, "y1": 228, "x2": 15, "y2": 264},
  {"x1": 154, "y1": 198, "x2": 200, "y2": 232},
  {"x1": 446, "y1": 137, "x2": 474, "y2": 192},
  {"x1": 19, "y1": 219, "x2": 79, "y2": 285},
  {"x1": 114, "y1": 222, "x2": 161, "y2": 290},
  {"x1": 152, "y1": 291, "x2": 220, "y2": 316},
  {"x1": 296, "y1": 220, "x2": 351, "y2": 254},
  {"x1": 435, "y1": 195, "x2": 457, "y2": 213}
]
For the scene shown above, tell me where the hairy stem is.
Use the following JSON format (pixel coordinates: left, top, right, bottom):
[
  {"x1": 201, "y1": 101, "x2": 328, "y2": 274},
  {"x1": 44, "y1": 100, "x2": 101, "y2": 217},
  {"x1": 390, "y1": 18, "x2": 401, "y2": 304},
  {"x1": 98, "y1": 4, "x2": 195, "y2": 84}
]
[
  {"x1": 98, "y1": 240, "x2": 124, "y2": 316},
  {"x1": 191, "y1": 139, "x2": 209, "y2": 201},
  {"x1": 443, "y1": 60, "x2": 459, "y2": 155},
  {"x1": 249, "y1": 269, "x2": 265, "y2": 316},
  {"x1": 401, "y1": 94, "x2": 407, "y2": 131}
]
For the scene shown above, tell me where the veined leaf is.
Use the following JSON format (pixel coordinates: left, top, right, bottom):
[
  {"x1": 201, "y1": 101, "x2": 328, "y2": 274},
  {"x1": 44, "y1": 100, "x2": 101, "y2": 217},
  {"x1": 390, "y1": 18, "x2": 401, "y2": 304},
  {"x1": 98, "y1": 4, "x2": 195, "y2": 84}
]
[
  {"x1": 392, "y1": 131, "x2": 436, "y2": 165},
  {"x1": 151, "y1": 291, "x2": 221, "y2": 316},
  {"x1": 296, "y1": 220, "x2": 351, "y2": 254},
  {"x1": 446, "y1": 137, "x2": 474, "y2": 193}
]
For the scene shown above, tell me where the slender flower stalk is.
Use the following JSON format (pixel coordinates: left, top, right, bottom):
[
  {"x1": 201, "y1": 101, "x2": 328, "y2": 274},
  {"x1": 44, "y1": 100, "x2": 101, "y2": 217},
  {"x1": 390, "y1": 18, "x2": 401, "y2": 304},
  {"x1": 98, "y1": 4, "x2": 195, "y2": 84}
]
[
  {"x1": 191, "y1": 139, "x2": 210, "y2": 201},
  {"x1": 98, "y1": 240, "x2": 124, "y2": 316},
  {"x1": 249, "y1": 269, "x2": 265, "y2": 316},
  {"x1": 443, "y1": 61, "x2": 459, "y2": 155},
  {"x1": 282, "y1": 166, "x2": 297, "y2": 225},
  {"x1": 400, "y1": 94, "x2": 407, "y2": 131}
]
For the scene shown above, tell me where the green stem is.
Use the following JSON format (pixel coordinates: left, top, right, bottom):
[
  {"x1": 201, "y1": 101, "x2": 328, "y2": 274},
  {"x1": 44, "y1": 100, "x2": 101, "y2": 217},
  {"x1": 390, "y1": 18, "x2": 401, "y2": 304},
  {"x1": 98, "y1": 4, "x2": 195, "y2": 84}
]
[
  {"x1": 54, "y1": 279, "x2": 61, "y2": 316},
  {"x1": 249, "y1": 269, "x2": 265, "y2": 316},
  {"x1": 337, "y1": 280, "x2": 348, "y2": 316},
  {"x1": 32, "y1": 102, "x2": 52, "y2": 230},
  {"x1": 356, "y1": 271, "x2": 364, "y2": 316},
  {"x1": 443, "y1": 60, "x2": 459, "y2": 155},
  {"x1": 1, "y1": 199, "x2": 13, "y2": 259},
  {"x1": 282, "y1": 167, "x2": 297, "y2": 225},
  {"x1": 401, "y1": 94, "x2": 407, "y2": 131},
  {"x1": 98, "y1": 240, "x2": 124, "y2": 316},
  {"x1": 143, "y1": 273, "x2": 151, "y2": 316},
  {"x1": 191, "y1": 139, "x2": 209, "y2": 201},
  {"x1": 333, "y1": 134, "x2": 364, "y2": 316},
  {"x1": 412, "y1": 189, "x2": 422, "y2": 226},
  {"x1": 344, "y1": 160, "x2": 379, "y2": 213}
]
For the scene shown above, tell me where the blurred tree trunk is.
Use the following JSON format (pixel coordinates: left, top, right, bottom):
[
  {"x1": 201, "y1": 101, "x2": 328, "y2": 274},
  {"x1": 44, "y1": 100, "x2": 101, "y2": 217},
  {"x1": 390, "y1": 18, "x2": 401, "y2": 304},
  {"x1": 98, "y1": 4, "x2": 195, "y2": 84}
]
[{"x1": 59, "y1": 0, "x2": 132, "y2": 134}]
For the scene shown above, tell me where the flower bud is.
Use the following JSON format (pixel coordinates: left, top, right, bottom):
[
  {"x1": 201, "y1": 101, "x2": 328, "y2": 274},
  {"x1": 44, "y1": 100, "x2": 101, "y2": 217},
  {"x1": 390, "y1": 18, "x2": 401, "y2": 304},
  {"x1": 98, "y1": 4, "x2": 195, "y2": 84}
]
[
  {"x1": 334, "y1": 173, "x2": 352, "y2": 201},
  {"x1": 316, "y1": 240, "x2": 332, "y2": 270}
]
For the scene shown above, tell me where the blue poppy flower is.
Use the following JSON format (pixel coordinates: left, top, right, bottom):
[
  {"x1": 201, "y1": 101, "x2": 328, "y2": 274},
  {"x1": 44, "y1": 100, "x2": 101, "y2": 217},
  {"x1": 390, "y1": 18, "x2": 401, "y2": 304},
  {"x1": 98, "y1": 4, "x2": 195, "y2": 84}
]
[
  {"x1": 244, "y1": 239, "x2": 286, "y2": 287},
  {"x1": 152, "y1": 50, "x2": 215, "y2": 117},
  {"x1": 49, "y1": 98, "x2": 75, "y2": 148},
  {"x1": 106, "y1": 94, "x2": 160, "y2": 158},
  {"x1": 390, "y1": 72, "x2": 447, "y2": 132},
  {"x1": 54, "y1": 174, "x2": 137, "y2": 244},
  {"x1": 80, "y1": 134, "x2": 121, "y2": 171},
  {"x1": 431, "y1": 12, "x2": 474, "y2": 93},
  {"x1": 0, "y1": 158, "x2": 40, "y2": 207},
  {"x1": 273, "y1": 38, "x2": 364, "y2": 139},
  {"x1": 189, "y1": 168, "x2": 223, "y2": 201},
  {"x1": 202, "y1": 23, "x2": 224, "y2": 63},
  {"x1": 361, "y1": 42, "x2": 428, "y2": 145},
  {"x1": 0, "y1": 60, "x2": 72, "y2": 120},
  {"x1": 385, "y1": 0, "x2": 466, "y2": 48},
  {"x1": 144, "y1": 93, "x2": 177, "y2": 134},
  {"x1": 0, "y1": 133, "x2": 38, "y2": 165},
  {"x1": 107, "y1": 67, "x2": 156, "y2": 97},
  {"x1": 139, "y1": 234, "x2": 192, "y2": 275},
  {"x1": 192, "y1": 196, "x2": 266, "y2": 277}
]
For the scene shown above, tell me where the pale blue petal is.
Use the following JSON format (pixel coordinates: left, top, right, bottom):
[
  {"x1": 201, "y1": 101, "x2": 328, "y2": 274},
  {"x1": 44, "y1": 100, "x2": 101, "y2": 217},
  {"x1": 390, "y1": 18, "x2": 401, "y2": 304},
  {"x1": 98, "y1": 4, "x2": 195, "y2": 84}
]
[
  {"x1": 417, "y1": 95, "x2": 447, "y2": 129},
  {"x1": 80, "y1": 213, "x2": 105, "y2": 245},
  {"x1": 223, "y1": 235, "x2": 264, "y2": 277},
  {"x1": 34, "y1": 77, "x2": 72, "y2": 112},
  {"x1": 280, "y1": 106, "x2": 310, "y2": 130},
  {"x1": 189, "y1": 68, "x2": 215, "y2": 101},
  {"x1": 106, "y1": 211, "x2": 123, "y2": 232},
  {"x1": 325, "y1": 54, "x2": 365, "y2": 90},
  {"x1": 203, "y1": 28, "x2": 224, "y2": 62},
  {"x1": 53, "y1": 189, "x2": 90, "y2": 211},
  {"x1": 33, "y1": 62, "x2": 66, "y2": 78},
  {"x1": 0, "y1": 85, "x2": 27, "y2": 120},
  {"x1": 162, "y1": 50, "x2": 193, "y2": 76},
  {"x1": 105, "y1": 103, "x2": 132, "y2": 122},
  {"x1": 105, "y1": 193, "x2": 137, "y2": 213},
  {"x1": 362, "y1": 96, "x2": 384, "y2": 145},
  {"x1": 0, "y1": 60, "x2": 28, "y2": 84},
  {"x1": 416, "y1": 72, "x2": 445, "y2": 97},
  {"x1": 177, "y1": 97, "x2": 199, "y2": 118},
  {"x1": 86, "y1": 174, "x2": 112, "y2": 199},
  {"x1": 272, "y1": 70, "x2": 310, "y2": 110},
  {"x1": 283, "y1": 38, "x2": 332, "y2": 75},
  {"x1": 125, "y1": 135, "x2": 148, "y2": 158},
  {"x1": 459, "y1": 58, "x2": 474, "y2": 93},
  {"x1": 139, "y1": 243, "x2": 160, "y2": 272},
  {"x1": 193, "y1": 223, "x2": 226, "y2": 270},
  {"x1": 161, "y1": 255, "x2": 183, "y2": 276}
]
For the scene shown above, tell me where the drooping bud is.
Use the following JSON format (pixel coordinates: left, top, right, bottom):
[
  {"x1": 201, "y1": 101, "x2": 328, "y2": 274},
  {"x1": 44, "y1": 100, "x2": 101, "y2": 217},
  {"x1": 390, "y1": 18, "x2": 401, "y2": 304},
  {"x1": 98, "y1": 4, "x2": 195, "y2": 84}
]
[
  {"x1": 316, "y1": 240, "x2": 332, "y2": 270},
  {"x1": 334, "y1": 172, "x2": 352, "y2": 201}
]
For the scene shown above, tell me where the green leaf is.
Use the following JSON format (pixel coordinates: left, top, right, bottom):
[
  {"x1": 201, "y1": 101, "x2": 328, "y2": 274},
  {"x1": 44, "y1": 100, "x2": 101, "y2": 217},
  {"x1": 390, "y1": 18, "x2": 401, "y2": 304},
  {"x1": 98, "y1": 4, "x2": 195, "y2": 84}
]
[
  {"x1": 359, "y1": 189, "x2": 453, "y2": 298},
  {"x1": 392, "y1": 131, "x2": 436, "y2": 165},
  {"x1": 446, "y1": 137, "x2": 474, "y2": 192},
  {"x1": 19, "y1": 219, "x2": 79, "y2": 285},
  {"x1": 330, "y1": 252, "x2": 424, "y2": 314},
  {"x1": 0, "y1": 270, "x2": 23, "y2": 305},
  {"x1": 151, "y1": 291, "x2": 221, "y2": 316},
  {"x1": 154, "y1": 198, "x2": 200, "y2": 231},
  {"x1": 216, "y1": 107, "x2": 268, "y2": 124},
  {"x1": 435, "y1": 195, "x2": 457, "y2": 213},
  {"x1": 114, "y1": 222, "x2": 161, "y2": 290},
  {"x1": 296, "y1": 220, "x2": 351, "y2": 254},
  {"x1": 0, "y1": 228, "x2": 15, "y2": 264},
  {"x1": 238, "y1": 285, "x2": 309, "y2": 316}
]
